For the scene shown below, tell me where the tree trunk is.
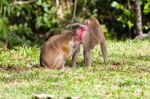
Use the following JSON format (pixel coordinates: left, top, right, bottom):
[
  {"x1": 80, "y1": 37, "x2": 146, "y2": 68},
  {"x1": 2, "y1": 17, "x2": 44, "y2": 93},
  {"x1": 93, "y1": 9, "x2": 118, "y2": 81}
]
[
  {"x1": 134, "y1": 0, "x2": 149, "y2": 39},
  {"x1": 135, "y1": 0, "x2": 143, "y2": 37},
  {"x1": 72, "y1": 0, "x2": 77, "y2": 23}
]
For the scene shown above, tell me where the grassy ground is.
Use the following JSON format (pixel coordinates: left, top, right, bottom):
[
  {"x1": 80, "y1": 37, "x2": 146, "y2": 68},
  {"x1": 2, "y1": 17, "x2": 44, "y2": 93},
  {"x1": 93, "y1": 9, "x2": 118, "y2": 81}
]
[{"x1": 0, "y1": 40, "x2": 150, "y2": 99}]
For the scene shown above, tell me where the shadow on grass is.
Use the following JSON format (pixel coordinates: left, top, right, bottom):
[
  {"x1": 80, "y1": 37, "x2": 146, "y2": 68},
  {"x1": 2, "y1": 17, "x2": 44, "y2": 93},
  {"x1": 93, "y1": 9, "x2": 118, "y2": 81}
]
[
  {"x1": 105, "y1": 53, "x2": 150, "y2": 73},
  {"x1": 136, "y1": 55, "x2": 150, "y2": 61},
  {"x1": 0, "y1": 64, "x2": 41, "y2": 73},
  {"x1": 0, "y1": 65, "x2": 23, "y2": 73},
  {"x1": 0, "y1": 52, "x2": 149, "y2": 73}
]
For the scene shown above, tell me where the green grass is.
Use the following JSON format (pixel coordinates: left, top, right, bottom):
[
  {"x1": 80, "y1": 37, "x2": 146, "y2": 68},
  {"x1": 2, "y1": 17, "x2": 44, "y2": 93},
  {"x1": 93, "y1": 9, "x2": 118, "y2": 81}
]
[{"x1": 0, "y1": 40, "x2": 150, "y2": 99}]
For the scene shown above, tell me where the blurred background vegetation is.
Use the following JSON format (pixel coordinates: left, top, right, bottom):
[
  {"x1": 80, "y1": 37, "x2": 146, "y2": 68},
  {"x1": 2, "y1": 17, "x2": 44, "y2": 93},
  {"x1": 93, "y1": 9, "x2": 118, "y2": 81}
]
[{"x1": 0, "y1": 0, "x2": 150, "y2": 48}]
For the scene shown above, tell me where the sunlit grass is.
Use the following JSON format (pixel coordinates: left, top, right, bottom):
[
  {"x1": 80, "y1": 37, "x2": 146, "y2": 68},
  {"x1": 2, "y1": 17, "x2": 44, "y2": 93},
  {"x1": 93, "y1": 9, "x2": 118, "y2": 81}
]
[{"x1": 0, "y1": 40, "x2": 150, "y2": 99}]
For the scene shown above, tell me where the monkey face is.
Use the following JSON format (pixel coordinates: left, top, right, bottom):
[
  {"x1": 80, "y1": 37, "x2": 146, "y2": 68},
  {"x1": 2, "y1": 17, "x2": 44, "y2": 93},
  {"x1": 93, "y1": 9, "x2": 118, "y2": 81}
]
[
  {"x1": 84, "y1": 19, "x2": 93, "y2": 27},
  {"x1": 84, "y1": 20, "x2": 89, "y2": 25}
]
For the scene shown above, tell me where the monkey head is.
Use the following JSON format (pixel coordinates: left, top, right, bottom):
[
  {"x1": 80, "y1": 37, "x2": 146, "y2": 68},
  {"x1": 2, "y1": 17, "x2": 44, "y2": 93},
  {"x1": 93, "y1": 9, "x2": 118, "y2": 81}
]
[{"x1": 84, "y1": 18, "x2": 100, "y2": 29}]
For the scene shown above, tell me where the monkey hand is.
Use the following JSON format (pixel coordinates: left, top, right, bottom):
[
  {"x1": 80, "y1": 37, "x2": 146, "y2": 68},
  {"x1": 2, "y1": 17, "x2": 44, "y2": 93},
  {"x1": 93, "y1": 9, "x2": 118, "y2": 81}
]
[
  {"x1": 67, "y1": 23, "x2": 80, "y2": 28},
  {"x1": 67, "y1": 24, "x2": 72, "y2": 29}
]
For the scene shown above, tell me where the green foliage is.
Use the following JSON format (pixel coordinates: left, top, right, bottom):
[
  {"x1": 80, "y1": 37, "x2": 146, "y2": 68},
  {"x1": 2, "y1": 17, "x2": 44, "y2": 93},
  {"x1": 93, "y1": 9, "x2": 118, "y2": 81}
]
[
  {"x1": 34, "y1": 0, "x2": 57, "y2": 29},
  {"x1": 0, "y1": 40, "x2": 150, "y2": 98},
  {"x1": 0, "y1": 0, "x2": 150, "y2": 47},
  {"x1": 0, "y1": 17, "x2": 9, "y2": 39},
  {"x1": 0, "y1": 0, "x2": 12, "y2": 42},
  {"x1": 0, "y1": 0, "x2": 73, "y2": 48},
  {"x1": 144, "y1": 0, "x2": 150, "y2": 14},
  {"x1": 111, "y1": 1, "x2": 134, "y2": 38},
  {"x1": 0, "y1": 0, "x2": 12, "y2": 16}
]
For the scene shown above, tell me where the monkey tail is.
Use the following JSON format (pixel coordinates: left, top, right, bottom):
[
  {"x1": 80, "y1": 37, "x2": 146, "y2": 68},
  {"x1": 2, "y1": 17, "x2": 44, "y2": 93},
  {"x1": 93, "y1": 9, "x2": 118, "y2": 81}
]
[{"x1": 100, "y1": 41, "x2": 107, "y2": 64}]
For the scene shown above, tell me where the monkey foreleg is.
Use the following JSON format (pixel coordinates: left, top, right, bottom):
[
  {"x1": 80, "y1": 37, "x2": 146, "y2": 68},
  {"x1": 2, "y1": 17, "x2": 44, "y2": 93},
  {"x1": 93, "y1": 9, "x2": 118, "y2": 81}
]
[{"x1": 72, "y1": 43, "x2": 80, "y2": 67}]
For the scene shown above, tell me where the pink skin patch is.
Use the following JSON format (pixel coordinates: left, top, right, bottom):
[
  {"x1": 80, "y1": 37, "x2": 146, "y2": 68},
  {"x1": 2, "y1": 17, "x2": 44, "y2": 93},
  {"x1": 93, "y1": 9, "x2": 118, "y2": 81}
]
[{"x1": 76, "y1": 25, "x2": 88, "y2": 41}]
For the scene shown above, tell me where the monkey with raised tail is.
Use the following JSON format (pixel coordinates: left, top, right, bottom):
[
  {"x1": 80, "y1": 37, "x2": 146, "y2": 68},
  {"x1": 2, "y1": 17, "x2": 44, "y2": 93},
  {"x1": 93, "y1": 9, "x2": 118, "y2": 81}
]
[{"x1": 68, "y1": 17, "x2": 107, "y2": 68}]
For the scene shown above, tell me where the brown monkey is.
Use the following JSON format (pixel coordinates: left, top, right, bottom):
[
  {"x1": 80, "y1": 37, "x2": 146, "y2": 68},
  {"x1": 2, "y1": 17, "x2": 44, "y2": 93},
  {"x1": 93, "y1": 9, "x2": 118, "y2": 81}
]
[
  {"x1": 69, "y1": 17, "x2": 107, "y2": 68},
  {"x1": 40, "y1": 30, "x2": 76, "y2": 69}
]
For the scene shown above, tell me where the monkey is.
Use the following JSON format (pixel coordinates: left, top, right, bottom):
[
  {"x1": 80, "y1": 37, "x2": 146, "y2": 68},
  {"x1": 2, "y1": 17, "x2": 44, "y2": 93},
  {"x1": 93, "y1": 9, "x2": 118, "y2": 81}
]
[
  {"x1": 68, "y1": 17, "x2": 107, "y2": 68},
  {"x1": 40, "y1": 30, "x2": 76, "y2": 69}
]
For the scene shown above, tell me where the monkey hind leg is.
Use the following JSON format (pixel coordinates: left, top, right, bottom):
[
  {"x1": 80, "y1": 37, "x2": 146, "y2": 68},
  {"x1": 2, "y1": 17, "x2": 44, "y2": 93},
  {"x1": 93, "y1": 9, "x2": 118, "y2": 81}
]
[
  {"x1": 40, "y1": 52, "x2": 58, "y2": 69},
  {"x1": 40, "y1": 52, "x2": 44, "y2": 67},
  {"x1": 40, "y1": 59, "x2": 50, "y2": 69},
  {"x1": 100, "y1": 41, "x2": 107, "y2": 64},
  {"x1": 40, "y1": 53, "x2": 48, "y2": 68},
  {"x1": 84, "y1": 49, "x2": 92, "y2": 68},
  {"x1": 56, "y1": 62, "x2": 65, "y2": 70},
  {"x1": 53, "y1": 52, "x2": 65, "y2": 69}
]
